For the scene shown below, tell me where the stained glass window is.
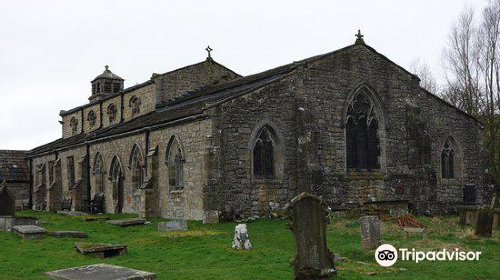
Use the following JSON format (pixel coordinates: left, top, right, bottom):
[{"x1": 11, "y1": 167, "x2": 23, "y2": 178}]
[
  {"x1": 346, "y1": 92, "x2": 380, "y2": 170},
  {"x1": 253, "y1": 128, "x2": 275, "y2": 178}
]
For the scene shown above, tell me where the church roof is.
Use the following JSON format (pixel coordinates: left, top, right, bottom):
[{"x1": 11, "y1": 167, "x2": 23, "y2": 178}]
[
  {"x1": 91, "y1": 65, "x2": 123, "y2": 82},
  {"x1": 29, "y1": 40, "x2": 482, "y2": 156},
  {"x1": 0, "y1": 150, "x2": 30, "y2": 182}
]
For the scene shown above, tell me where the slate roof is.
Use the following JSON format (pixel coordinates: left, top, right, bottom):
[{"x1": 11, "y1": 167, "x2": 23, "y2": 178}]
[
  {"x1": 0, "y1": 150, "x2": 30, "y2": 182},
  {"x1": 29, "y1": 102, "x2": 206, "y2": 156}
]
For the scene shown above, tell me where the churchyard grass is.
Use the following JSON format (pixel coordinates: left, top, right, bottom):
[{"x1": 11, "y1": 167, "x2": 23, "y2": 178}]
[{"x1": 0, "y1": 211, "x2": 498, "y2": 279}]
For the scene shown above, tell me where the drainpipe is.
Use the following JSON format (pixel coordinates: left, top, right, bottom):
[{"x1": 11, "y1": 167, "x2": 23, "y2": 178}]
[
  {"x1": 120, "y1": 92, "x2": 124, "y2": 123},
  {"x1": 80, "y1": 109, "x2": 84, "y2": 134},
  {"x1": 86, "y1": 144, "x2": 91, "y2": 212},
  {"x1": 99, "y1": 100, "x2": 103, "y2": 128},
  {"x1": 28, "y1": 157, "x2": 33, "y2": 209},
  {"x1": 145, "y1": 130, "x2": 150, "y2": 173}
]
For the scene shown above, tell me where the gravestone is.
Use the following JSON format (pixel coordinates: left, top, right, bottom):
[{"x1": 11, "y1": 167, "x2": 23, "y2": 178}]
[
  {"x1": 158, "y1": 220, "x2": 187, "y2": 232},
  {"x1": 359, "y1": 216, "x2": 381, "y2": 251},
  {"x1": 0, "y1": 216, "x2": 39, "y2": 232},
  {"x1": 490, "y1": 194, "x2": 500, "y2": 209},
  {"x1": 0, "y1": 181, "x2": 15, "y2": 216},
  {"x1": 12, "y1": 225, "x2": 47, "y2": 239},
  {"x1": 107, "y1": 218, "x2": 146, "y2": 227},
  {"x1": 57, "y1": 210, "x2": 88, "y2": 217},
  {"x1": 475, "y1": 207, "x2": 494, "y2": 238},
  {"x1": 49, "y1": 231, "x2": 88, "y2": 238},
  {"x1": 232, "y1": 224, "x2": 252, "y2": 250},
  {"x1": 284, "y1": 192, "x2": 336, "y2": 279},
  {"x1": 75, "y1": 242, "x2": 127, "y2": 258},
  {"x1": 45, "y1": 263, "x2": 156, "y2": 280},
  {"x1": 82, "y1": 216, "x2": 109, "y2": 222}
]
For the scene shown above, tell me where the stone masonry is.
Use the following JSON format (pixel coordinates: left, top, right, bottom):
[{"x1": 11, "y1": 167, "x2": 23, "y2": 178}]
[{"x1": 20, "y1": 35, "x2": 495, "y2": 221}]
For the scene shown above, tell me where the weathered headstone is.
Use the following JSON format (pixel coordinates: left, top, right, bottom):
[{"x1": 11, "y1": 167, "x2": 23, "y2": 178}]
[
  {"x1": 475, "y1": 207, "x2": 494, "y2": 238},
  {"x1": 359, "y1": 216, "x2": 381, "y2": 251},
  {"x1": 158, "y1": 220, "x2": 187, "y2": 232},
  {"x1": 12, "y1": 225, "x2": 47, "y2": 239},
  {"x1": 490, "y1": 194, "x2": 500, "y2": 209},
  {"x1": 0, "y1": 181, "x2": 15, "y2": 216},
  {"x1": 232, "y1": 224, "x2": 252, "y2": 250},
  {"x1": 284, "y1": 192, "x2": 336, "y2": 279},
  {"x1": 107, "y1": 218, "x2": 146, "y2": 227},
  {"x1": 45, "y1": 263, "x2": 156, "y2": 280},
  {"x1": 49, "y1": 231, "x2": 87, "y2": 238},
  {"x1": 75, "y1": 242, "x2": 127, "y2": 258}
]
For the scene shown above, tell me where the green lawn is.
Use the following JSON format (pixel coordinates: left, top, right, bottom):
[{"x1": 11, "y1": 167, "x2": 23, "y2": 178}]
[{"x1": 0, "y1": 211, "x2": 499, "y2": 280}]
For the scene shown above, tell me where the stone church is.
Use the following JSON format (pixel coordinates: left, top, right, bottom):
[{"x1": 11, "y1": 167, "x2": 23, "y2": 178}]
[{"x1": 24, "y1": 33, "x2": 494, "y2": 221}]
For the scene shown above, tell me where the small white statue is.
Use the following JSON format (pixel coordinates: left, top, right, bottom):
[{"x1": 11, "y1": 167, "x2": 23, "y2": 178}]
[{"x1": 232, "y1": 223, "x2": 252, "y2": 250}]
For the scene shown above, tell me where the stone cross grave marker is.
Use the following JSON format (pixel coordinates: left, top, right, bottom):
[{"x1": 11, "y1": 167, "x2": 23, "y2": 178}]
[
  {"x1": 359, "y1": 216, "x2": 381, "y2": 251},
  {"x1": 0, "y1": 180, "x2": 15, "y2": 216},
  {"x1": 285, "y1": 192, "x2": 336, "y2": 280}
]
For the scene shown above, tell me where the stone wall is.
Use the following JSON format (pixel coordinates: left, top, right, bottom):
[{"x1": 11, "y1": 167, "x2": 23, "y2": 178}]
[
  {"x1": 31, "y1": 153, "x2": 56, "y2": 210},
  {"x1": 208, "y1": 76, "x2": 299, "y2": 218},
  {"x1": 82, "y1": 103, "x2": 101, "y2": 133},
  {"x1": 207, "y1": 44, "x2": 491, "y2": 217},
  {"x1": 154, "y1": 59, "x2": 240, "y2": 104},
  {"x1": 149, "y1": 118, "x2": 213, "y2": 220},
  {"x1": 61, "y1": 110, "x2": 82, "y2": 138},
  {"x1": 123, "y1": 84, "x2": 156, "y2": 121},
  {"x1": 89, "y1": 134, "x2": 147, "y2": 214}
]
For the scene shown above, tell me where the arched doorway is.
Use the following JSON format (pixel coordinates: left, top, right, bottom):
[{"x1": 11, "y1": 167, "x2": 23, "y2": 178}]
[{"x1": 110, "y1": 156, "x2": 124, "y2": 213}]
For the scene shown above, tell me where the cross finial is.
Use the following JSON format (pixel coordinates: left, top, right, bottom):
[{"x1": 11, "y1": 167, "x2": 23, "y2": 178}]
[
  {"x1": 355, "y1": 29, "x2": 365, "y2": 45},
  {"x1": 205, "y1": 45, "x2": 213, "y2": 59}
]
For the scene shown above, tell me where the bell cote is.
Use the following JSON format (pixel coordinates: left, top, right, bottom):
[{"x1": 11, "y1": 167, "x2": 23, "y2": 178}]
[{"x1": 89, "y1": 65, "x2": 124, "y2": 102}]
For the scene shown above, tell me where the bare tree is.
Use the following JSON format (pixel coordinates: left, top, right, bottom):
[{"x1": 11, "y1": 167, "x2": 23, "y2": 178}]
[
  {"x1": 441, "y1": 0, "x2": 500, "y2": 184},
  {"x1": 441, "y1": 6, "x2": 482, "y2": 115},
  {"x1": 409, "y1": 58, "x2": 439, "y2": 94},
  {"x1": 477, "y1": 0, "x2": 500, "y2": 183}
]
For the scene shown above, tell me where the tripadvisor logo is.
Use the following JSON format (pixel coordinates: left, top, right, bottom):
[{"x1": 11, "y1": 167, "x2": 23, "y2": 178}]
[{"x1": 375, "y1": 244, "x2": 482, "y2": 267}]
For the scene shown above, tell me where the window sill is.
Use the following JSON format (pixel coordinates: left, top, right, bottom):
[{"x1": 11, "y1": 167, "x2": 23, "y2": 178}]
[
  {"x1": 253, "y1": 178, "x2": 282, "y2": 184},
  {"x1": 169, "y1": 189, "x2": 184, "y2": 194},
  {"x1": 346, "y1": 170, "x2": 385, "y2": 180}
]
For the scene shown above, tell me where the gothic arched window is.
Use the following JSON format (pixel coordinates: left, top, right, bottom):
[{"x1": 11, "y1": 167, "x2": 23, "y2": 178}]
[
  {"x1": 93, "y1": 153, "x2": 105, "y2": 194},
  {"x1": 107, "y1": 103, "x2": 117, "y2": 123},
  {"x1": 129, "y1": 96, "x2": 141, "y2": 116},
  {"x1": 346, "y1": 92, "x2": 380, "y2": 170},
  {"x1": 87, "y1": 110, "x2": 96, "y2": 128},
  {"x1": 70, "y1": 117, "x2": 78, "y2": 135},
  {"x1": 166, "y1": 137, "x2": 184, "y2": 191},
  {"x1": 130, "y1": 145, "x2": 144, "y2": 191},
  {"x1": 253, "y1": 127, "x2": 275, "y2": 178},
  {"x1": 441, "y1": 138, "x2": 455, "y2": 179}
]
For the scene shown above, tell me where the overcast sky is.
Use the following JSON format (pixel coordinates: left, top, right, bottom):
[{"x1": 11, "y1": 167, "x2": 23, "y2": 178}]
[{"x1": 0, "y1": 0, "x2": 486, "y2": 150}]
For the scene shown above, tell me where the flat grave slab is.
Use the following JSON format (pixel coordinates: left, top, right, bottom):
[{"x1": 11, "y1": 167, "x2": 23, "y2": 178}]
[
  {"x1": 12, "y1": 225, "x2": 47, "y2": 239},
  {"x1": 107, "y1": 218, "x2": 146, "y2": 227},
  {"x1": 76, "y1": 242, "x2": 127, "y2": 258},
  {"x1": 49, "y1": 231, "x2": 88, "y2": 238},
  {"x1": 45, "y1": 263, "x2": 156, "y2": 280},
  {"x1": 158, "y1": 220, "x2": 188, "y2": 232},
  {"x1": 82, "y1": 215, "x2": 110, "y2": 222},
  {"x1": 57, "y1": 211, "x2": 89, "y2": 217}
]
